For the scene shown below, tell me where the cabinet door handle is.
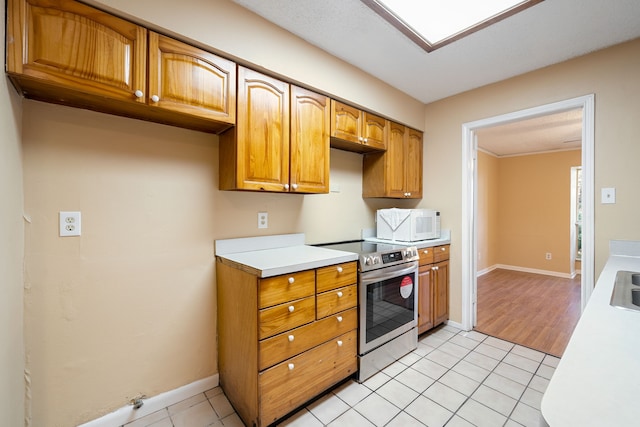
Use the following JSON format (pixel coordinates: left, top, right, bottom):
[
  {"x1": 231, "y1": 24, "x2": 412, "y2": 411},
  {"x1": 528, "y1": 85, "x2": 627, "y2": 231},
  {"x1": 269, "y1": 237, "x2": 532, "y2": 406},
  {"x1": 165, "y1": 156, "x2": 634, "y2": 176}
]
[
  {"x1": 336, "y1": 316, "x2": 343, "y2": 322},
  {"x1": 288, "y1": 305, "x2": 295, "y2": 313},
  {"x1": 363, "y1": 138, "x2": 368, "y2": 143},
  {"x1": 288, "y1": 363, "x2": 294, "y2": 370},
  {"x1": 291, "y1": 183, "x2": 298, "y2": 190},
  {"x1": 337, "y1": 266, "x2": 343, "y2": 273},
  {"x1": 337, "y1": 291, "x2": 343, "y2": 298},
  {"x1": 288, "y1": 335, "x2": 295, "y2": 342},
  {"x1": 432, "y1": 266, "x2": 439, "y2": 271},
  {"x1": 288, "y1": 277, "x2": 295, "y2": 284},
  {"x1": 284, "y1": 183, "x2": 290, "y2": 190},
  {"x1": 134, "y1": 90, "x2": 144, "y2": 98},
  {"x1": 150, "y1": 94, "x2": 160, "y2": 103},
  {"x1": 337, "y1": 340, "x2": 343, "y2": 347}
]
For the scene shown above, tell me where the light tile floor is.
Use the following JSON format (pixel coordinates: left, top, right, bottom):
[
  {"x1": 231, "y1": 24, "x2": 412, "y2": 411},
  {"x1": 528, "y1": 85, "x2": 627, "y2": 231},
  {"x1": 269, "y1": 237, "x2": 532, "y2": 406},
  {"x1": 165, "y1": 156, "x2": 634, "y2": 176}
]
[{"x1": 122, "y1": 325, "x2": 558, "y2": 427}]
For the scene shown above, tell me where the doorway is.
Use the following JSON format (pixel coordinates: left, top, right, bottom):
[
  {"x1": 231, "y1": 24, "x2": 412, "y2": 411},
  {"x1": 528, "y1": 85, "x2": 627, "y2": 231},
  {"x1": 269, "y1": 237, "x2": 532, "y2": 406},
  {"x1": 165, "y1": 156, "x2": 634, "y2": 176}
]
[{"x1": 460, "y1": 95, "x2": 595, "y2": 331}]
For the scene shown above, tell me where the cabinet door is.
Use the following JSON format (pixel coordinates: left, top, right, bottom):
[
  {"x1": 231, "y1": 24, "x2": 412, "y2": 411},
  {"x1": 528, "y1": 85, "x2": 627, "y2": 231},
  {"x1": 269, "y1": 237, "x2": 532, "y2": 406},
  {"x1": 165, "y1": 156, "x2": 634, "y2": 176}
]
[
  {"x1": 418, "y1": 264, "x2": 434, "y2": 334},
  {"x1": 235, "y1": 67, "x2": 290, "y2": 191},
  {"x1": 330, "y1": 100, "x2": 361, "y2": 143},
  {"x1": 7, "y1": 0, "x2": 146, "y2": 102},
  {"x1": 148, "y1": 32, "x2": 236, "y2": 125},
  {"x1": 405, "y1": 128, "x2": 423, "y2": 199},
  {"x1": 290, "y1": 86, "x2": 330, "y2": 193},
  {"x1": 362, "y1": 112, "x2": 387, "y2": 150},
  {"x1": 386, "y1": 122, "x2": 408, "y2": 198},
  {"x1": 433, "y1": 260, "x2": 449, "y2": 327}
]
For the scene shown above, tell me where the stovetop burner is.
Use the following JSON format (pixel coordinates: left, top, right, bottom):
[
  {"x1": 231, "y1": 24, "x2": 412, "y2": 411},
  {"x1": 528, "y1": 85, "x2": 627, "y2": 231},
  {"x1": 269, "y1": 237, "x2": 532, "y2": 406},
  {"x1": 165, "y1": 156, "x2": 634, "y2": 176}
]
[{"x1": 316, "y1": 240, "x2": 418, "y2": 272}]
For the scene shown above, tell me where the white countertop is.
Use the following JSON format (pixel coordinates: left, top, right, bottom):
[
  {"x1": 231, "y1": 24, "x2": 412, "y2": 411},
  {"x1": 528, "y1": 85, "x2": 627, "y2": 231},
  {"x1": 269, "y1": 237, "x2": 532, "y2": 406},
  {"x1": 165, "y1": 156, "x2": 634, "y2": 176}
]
[
  {"x1": 364, "y1": 229, "x2": 451, "y2": 248},
  {"x1": 541, "y1": 240, "x2": 640, "y2": 426},
  {"x1": 215, "y1": 233, "x2": 358, "y2": 278}
]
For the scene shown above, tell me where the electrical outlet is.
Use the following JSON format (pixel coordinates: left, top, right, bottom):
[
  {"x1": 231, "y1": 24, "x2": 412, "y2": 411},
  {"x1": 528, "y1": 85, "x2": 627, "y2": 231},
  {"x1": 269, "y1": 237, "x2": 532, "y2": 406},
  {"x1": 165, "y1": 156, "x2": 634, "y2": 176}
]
[
  {"x1": 59, "y1": 211, "x2": 81, "y2": 237},
  {"x1": 545, "y1": 252, "x2": 552, "y2": 260},
  {"x1": 258, "y1": 212, "x2": 268, "y2": 229}
]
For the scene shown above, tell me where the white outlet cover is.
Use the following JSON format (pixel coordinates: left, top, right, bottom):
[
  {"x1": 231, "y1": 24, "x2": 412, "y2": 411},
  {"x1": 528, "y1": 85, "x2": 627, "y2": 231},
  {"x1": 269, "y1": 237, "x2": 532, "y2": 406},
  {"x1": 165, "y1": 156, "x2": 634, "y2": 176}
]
[
  {"x1": 59, "y1": 211, "x2": 81, "y2": 237},
  {"x1": 601, "y1": 187, "x2": 616, "y2": 204}
]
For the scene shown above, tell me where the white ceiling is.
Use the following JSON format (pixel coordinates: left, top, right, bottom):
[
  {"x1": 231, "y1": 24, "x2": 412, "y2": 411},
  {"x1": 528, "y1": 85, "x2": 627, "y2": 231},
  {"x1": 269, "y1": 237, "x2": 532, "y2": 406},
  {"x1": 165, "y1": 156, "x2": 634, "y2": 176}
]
[
  {"x1": 231, "y1": 0, "x2": 639, "y2": 155},
  {"x1": 231, "y1": 0, "x2": 640, "y2": 105},
  {"x1": 476, "y1": 108, "x2": 583, "y2": 156}
]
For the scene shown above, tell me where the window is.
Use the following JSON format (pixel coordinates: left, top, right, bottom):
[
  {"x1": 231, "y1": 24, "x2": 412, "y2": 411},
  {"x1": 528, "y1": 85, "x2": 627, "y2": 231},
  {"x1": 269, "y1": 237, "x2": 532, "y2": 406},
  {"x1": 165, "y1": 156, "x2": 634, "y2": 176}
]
[{"x1": 361, "y1": 0, "x2": 544, "y2": 52}]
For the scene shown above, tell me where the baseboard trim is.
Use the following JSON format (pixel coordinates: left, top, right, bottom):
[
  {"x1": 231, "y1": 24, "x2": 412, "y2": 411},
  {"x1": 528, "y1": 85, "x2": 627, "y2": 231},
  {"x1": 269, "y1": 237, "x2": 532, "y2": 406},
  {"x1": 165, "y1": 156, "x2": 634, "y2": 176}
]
[
  {"x1": 444, "y1": 319, "x2": 465, "y2": 330},
  {"x1": 78, "y1": 374, "x2": 219, "y2": 427},
  {"x1": 479, "y1": 264, "x2": 573, "y2": 279}
]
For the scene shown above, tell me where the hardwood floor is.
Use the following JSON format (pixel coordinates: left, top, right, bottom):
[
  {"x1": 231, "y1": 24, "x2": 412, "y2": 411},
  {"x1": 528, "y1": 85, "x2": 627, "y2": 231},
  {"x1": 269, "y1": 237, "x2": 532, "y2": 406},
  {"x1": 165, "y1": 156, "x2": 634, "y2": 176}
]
[{"x1": 474, "y1": 268, "x2": 581, "y2": 357}]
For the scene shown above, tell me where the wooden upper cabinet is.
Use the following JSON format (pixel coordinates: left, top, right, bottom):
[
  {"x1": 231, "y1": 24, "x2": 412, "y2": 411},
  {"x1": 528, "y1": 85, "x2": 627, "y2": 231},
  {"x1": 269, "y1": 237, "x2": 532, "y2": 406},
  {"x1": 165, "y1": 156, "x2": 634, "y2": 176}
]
[
  {"x1": 221, "y1": 67, "x2": 290, "y2": 192},
  {"x1": 386, "y1": 122, "x2": 408, "y2": 198},
  {"x1": 6, "y1": 0, "x2": 236, "y2": 133},
  {"x1": 405, "y1": 128, "x2": 423, "y2": 198},
  {"x1": 6, "y1": 0, "x2": 147, "y2": 102},
  {"x1": 147, "y1": 32, "x2": 236, "y2": 125},
  {"x1": 362, "y1": 112, "x2": 387, "y2": 150},
  {"x1": 290, "y1": 86, "x2": 330, "y2": 194},
  {"x1": 220, "y1": 68, "x2": 329, "y2": 194},
  {"x1": 330, "y1": 101, "x2": 361, "y2": 144},
  {"x1": 330, "y1": 100, "x2": 387, "y2": 153},
  {"x1": 362, "y1": 122, "x2": 423, "y2": 199}
]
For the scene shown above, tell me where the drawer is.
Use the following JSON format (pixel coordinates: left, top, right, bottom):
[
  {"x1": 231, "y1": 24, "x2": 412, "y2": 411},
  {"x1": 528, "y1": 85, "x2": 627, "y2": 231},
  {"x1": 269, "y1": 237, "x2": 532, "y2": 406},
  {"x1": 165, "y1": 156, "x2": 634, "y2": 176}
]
[
  {"x1": 259, "y1": 270, "x2": 315, "y2": 309},
  {"x1": 259, "y1": 308, "x2": 357, "y2": 370},
  {"x1": 418, "y1": 247, "x2": 435, "y2": 265},
  {"x1": 316, "y1": 262, "x2": 357, "y2": 293},
  {"x1": 259, "y1": 296, "x2": 315, "y2": 340},
  {"x1": 259, "y1": 330, "x2": 357, "y2": 425},
  {"x1": 434, "y1": 245, "x2": 450, "y2": 263},
  {"x1": 316, "y1": 284, "x2": 357, "y2": 319}
]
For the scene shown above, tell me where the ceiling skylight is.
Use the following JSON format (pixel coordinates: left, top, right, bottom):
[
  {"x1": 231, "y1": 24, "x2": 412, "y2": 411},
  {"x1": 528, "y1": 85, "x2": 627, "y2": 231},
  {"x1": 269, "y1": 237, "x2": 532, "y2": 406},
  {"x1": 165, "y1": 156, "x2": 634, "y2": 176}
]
[{"x1": 361, "y1": 0, "x2": 543, "y2": 52}]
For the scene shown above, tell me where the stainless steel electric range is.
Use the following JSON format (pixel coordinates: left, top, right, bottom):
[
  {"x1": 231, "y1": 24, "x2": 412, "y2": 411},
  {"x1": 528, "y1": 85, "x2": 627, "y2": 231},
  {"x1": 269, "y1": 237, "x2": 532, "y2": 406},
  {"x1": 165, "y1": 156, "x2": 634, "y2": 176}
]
[{"x1": 317, "y1": 240, "x2": 419, "y2": 382}]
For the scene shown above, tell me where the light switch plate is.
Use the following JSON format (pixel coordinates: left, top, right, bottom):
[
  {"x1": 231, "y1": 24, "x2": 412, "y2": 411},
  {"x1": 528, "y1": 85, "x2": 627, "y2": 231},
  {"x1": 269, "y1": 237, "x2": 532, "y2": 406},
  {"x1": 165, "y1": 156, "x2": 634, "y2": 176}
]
[
  {"x1": 601, "y1": 188, "x2": 616, "y2": 204},
  {"x1": 60, "y1": 211, "x2": 81, "y2": 236}
]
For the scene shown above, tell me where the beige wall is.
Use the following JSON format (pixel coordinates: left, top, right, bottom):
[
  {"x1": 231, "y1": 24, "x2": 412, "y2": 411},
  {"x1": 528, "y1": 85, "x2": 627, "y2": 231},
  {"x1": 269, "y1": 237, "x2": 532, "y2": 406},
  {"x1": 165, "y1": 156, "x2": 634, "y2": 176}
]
[
  {"x1": 12, "y1": 0, "x2": 640, "y2": 424},
  {"x1": 424, "y1": 37, "x2": 640, "y2": 323},
  {"x1": 478, "y1": 150, "x2": 581, "y2": 274},
  {"x1": 0, "y1": 3, "x2": 25, "y2": 426},
  {"x1": 18, "y1": 1, "x2": 425, "y2": 425},
  {"x1": 476, "y1": 151, "x2": 500, "y2": 272}
]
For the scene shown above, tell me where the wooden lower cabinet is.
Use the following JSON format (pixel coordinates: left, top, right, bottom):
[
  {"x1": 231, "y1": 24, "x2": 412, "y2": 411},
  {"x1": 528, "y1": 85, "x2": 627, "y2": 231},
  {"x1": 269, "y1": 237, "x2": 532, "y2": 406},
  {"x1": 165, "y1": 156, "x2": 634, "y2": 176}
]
[
  {"x1": 216, "y1": 259, "x2": 358, "y2": 427},
  {"x1": 417, "y1": 245, "x2": 450, "y2": 334},
  {"x1": 259, "y1": 330, "x2": 357, "y2": 425}
]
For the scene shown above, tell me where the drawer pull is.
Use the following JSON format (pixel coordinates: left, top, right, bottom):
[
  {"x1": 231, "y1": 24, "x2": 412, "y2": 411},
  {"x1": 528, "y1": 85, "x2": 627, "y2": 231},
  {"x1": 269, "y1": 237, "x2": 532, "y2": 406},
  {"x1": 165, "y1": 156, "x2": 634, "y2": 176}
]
[
  {"x1": 337, "y1": 340, "x2": 343, "y2": 347},
  {"x1": 337, "y1": 291, "x2": 343, "y2": 298},
  {"x1": 337, "y1": 266, "x2": 343, "y2": 273},
  {"x1": 336, "y1": 316, "x2": 343, "y2": 322},
  {"x1": 441, "y1": 247, "x2": 446, "y2": 251},
  {"x1": 288, "y1": 363, "x2": 294, "y2": 370},
  {"x1": 288, "y1": 305, "x2": 295, "y2": 313},
  {"x1": 423, "y1": 250, "x2": 429, "y2": 254},
  {"x1": 288, "y1": 277, "x2": 295, "y2": 284},
  {"x1": 288, "y1": 334, "x2": 295, "y2": 342}
]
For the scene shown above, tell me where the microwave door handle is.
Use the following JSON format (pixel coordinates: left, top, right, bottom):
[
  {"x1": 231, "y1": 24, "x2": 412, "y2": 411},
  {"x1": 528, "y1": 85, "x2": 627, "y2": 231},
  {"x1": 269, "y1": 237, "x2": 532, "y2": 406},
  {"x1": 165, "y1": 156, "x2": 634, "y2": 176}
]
[{"x1": 360, "y1": 262, "x2": 418, "y2": 286}]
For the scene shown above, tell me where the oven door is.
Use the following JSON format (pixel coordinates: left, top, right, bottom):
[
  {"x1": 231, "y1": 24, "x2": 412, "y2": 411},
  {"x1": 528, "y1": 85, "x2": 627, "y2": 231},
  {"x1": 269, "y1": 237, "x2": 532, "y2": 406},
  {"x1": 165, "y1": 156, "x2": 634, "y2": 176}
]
[{"x1": 359, "y1": 261, "x2": 418, "y2": 355}]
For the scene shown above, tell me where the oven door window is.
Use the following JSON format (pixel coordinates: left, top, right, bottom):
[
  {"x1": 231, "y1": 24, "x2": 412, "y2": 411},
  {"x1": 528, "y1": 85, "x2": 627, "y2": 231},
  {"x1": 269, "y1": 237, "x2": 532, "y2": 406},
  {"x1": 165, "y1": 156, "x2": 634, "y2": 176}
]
[{"x1": 365, "y1": 273, "x2": 416, "y2": 344}]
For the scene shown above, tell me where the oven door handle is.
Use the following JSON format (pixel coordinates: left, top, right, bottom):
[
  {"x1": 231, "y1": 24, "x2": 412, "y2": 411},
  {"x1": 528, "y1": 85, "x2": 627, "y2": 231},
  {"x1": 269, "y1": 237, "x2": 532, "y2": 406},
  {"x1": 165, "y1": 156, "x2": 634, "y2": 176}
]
[{"x1": 360, "y1": 261, "x2": 418, "y2": 286}]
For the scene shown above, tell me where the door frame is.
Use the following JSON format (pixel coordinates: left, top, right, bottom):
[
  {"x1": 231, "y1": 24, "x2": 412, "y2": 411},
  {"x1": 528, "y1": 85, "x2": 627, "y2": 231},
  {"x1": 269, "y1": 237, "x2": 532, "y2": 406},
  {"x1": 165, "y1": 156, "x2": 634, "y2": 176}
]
[{"x1": 460, "y1": 94, "x2": 595, "y2": 330}]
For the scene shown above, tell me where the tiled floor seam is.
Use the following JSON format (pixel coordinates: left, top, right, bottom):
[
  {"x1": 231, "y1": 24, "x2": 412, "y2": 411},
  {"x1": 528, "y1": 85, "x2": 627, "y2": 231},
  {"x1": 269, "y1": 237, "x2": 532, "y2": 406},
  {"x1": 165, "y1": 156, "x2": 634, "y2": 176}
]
[{"x1": 434, "y1": 330, "x2": 547, "y2": 426}]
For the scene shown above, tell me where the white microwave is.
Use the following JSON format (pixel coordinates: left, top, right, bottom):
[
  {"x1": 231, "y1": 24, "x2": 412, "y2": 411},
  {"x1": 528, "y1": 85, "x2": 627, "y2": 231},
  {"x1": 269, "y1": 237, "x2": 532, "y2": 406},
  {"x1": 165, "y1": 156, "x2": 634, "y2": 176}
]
[{"x1": 376, "y1": 208, "x2": 441, "y2": 242}]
